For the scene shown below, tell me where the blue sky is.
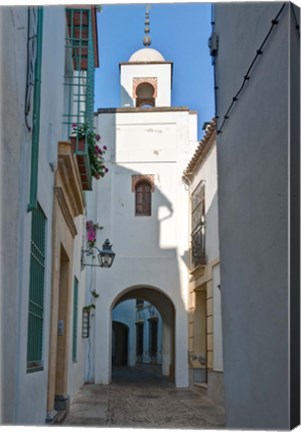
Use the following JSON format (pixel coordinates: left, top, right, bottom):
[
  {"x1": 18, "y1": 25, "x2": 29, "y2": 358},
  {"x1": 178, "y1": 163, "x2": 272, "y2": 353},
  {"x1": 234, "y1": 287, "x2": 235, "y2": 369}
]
[{"x1": 94, "y1": 3, "x2": 215, "y2": 139}]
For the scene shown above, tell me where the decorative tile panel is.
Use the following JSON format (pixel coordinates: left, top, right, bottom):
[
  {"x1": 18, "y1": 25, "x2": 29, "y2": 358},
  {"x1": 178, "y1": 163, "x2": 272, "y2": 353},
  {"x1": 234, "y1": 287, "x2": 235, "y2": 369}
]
[{"x1": 133, "y1": 77, "x2": 158, "y2": 98}]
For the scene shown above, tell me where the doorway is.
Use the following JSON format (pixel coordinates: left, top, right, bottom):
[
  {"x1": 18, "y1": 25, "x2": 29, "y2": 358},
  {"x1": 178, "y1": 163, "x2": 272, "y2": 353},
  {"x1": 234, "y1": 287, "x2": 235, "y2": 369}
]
[
  {"x1": 47, "y1": 245, "x2": 71, "y2": 421},
  {"x1": 112, "y1": 321, "x2": 129, "y2": 366}
]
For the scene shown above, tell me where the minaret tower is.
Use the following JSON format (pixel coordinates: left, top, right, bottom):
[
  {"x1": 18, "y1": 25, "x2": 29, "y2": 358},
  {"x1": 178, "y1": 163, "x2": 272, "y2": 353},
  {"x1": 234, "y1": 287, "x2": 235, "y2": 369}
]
[
  {"x1": 120, "y1": 5, "x2": 173, "y2": 108},
  {"x1": 91, "y1": 4, "x2": 199, "y2": 389}
]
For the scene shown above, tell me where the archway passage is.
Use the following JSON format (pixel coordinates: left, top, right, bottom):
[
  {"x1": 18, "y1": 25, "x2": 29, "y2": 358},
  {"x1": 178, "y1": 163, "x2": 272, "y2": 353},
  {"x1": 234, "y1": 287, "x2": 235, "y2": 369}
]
[
  {"x1": 111, "y1": 286, "x2": 175, "y2": 384},
  {"x1": 112, "y1": 321, "x2": 128, "y2": 366}
]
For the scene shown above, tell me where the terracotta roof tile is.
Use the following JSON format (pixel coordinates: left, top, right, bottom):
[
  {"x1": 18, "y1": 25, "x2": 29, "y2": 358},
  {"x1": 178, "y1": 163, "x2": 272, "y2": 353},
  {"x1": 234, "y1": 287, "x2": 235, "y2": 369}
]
[{"x1": 183, "y1": 118, "x2": 216, "y2": 182}]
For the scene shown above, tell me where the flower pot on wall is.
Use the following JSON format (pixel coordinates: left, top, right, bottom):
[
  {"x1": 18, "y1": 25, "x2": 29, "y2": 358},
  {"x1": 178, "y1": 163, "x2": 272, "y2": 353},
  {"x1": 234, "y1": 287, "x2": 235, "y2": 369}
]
[
  {"x1": 70, "y1": 136, "x2": 86, "y2": 153},
  {"x1": 69, "y1": 136, "x2": 92, "y2": 191}
]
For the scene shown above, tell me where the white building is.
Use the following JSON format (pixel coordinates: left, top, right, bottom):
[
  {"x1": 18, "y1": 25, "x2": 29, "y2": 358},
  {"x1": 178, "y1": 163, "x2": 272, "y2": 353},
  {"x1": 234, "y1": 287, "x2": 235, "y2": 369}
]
[
  {"x1": 86, "y1": 26, "x2": 199, "y2": 388},
  {"x1": 183, "y1": 120, "x2": 223, "y2": 406},
  {"x1": 213, "y1": 3, "x2": 300, "y2": 429},
  {"x1": 1, "y1": 6, "x2": 99, "y2": 424}
]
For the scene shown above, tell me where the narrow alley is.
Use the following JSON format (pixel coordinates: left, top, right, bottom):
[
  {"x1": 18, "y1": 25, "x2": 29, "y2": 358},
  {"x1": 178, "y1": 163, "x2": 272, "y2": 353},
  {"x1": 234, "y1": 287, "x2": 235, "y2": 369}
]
[{"x1": 63, "y1": 365, "x2": 225, "y2": 428}]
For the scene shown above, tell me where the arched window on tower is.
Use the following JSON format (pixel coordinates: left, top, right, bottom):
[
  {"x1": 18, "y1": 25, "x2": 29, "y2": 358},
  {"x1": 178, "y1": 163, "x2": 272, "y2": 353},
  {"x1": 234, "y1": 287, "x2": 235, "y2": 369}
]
[
  {"x1": 135, "y1": 181, "x2": 152, "y2": 216},
  {"x1": 136, "y1": 82, "x2": 155, "y2": 108}
]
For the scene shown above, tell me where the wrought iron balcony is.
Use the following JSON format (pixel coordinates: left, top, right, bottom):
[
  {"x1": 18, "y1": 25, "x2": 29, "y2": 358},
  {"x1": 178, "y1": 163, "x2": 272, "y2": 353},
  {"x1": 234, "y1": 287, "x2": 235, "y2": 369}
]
[
  {"x1": 190, "y1": 229, "x2": 206, "y2": 270},
  {"x1": 63, "y1": 7, "x2": 98, "y2": 191}
]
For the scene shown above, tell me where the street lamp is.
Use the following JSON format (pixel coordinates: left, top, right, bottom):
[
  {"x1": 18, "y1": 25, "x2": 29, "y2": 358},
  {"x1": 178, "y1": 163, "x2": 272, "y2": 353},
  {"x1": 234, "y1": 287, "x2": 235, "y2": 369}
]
[{"x1": 81, "y1": 238, "x2": 116, "y2": 270}]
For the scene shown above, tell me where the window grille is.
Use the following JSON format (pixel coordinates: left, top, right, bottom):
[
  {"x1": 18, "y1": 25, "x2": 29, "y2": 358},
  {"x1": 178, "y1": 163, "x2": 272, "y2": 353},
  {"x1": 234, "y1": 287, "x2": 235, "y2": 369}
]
[
  {"x1": 191, "y1": 181, "x2": 206, "y2": 268},
  {"x1": 72, "y1": 277, "x2": 79, "y2": 362},
  {"x1": 63, "y1": 7, "x2": 97, "y2": 190},
  {"x1": 27, "y1": 202, "x2": 46, "y2": 371},
  {"x1": 27, "y1": 7, "x2": 44, "y2": 211}
]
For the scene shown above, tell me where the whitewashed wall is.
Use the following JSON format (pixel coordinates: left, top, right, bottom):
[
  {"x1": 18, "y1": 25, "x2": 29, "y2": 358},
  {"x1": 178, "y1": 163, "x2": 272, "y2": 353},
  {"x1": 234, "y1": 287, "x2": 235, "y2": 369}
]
[
  {"x1": 120, "y1": 64, "x2": 172, "y2": 107},
  {"x1": 68, "y1": 215, "x2": 86, "y2": 400},
  {"x1": 1, "y1": 6, "x2": 31, "y2": 424},
  {"x1": 13, "y1": 7, "x2": 66, "y2": 424},
  {"x1": 189, "y1": 143, "x2": 223, "y2": 371},
  {"x1": 86, "y1": 108, "x2": 198, "y2": 387},
  {"x1": 215, "y1": 3, "x2": 295, "y2": 428},
  {"x1": 0, "y1": 6, "x2": 88, "y2": 424}
]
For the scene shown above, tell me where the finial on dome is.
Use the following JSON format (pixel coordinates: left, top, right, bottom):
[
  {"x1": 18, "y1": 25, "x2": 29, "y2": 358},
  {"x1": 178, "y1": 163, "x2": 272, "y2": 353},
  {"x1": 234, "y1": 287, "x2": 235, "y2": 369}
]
[{"x1": 143, "y1": 4, "x2": 151, "y2": 47}]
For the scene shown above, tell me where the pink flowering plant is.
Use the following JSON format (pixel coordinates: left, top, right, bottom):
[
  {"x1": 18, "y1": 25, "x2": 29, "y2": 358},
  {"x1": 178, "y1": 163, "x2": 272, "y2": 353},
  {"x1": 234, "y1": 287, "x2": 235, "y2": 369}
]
[
  {"x1": 71, "y1": 123, "x2": 109, "y2": 180},
  {"x1": 86, "y1": 220, "x2": 103, "y2": 251}
]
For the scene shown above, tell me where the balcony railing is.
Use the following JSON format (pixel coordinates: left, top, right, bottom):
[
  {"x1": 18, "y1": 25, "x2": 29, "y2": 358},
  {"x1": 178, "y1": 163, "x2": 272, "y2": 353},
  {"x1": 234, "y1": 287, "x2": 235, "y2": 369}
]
[
  {"x1": 63, "y1": 7, "x2": 97, "y2": 191},
  {"x1": 190, "y1": 228, "x2": 206, "y2": 270}
]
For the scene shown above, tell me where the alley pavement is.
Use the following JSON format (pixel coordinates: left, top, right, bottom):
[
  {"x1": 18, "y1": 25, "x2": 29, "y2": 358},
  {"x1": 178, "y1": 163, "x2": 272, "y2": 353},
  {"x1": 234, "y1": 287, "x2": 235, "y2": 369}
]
[{"x1": 63, "y1": 365, "x2": 225, "y2": 429}]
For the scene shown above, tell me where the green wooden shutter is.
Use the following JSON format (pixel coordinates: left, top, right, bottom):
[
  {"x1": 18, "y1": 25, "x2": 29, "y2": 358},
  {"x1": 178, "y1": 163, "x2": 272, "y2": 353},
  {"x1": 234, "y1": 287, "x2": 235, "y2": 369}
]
[
  {"x1": 27, "y1": 202, "x2": 46, "y2": 371},
  {"x1": 72, "y1": 277, "x2": 79, "y2": 362}
]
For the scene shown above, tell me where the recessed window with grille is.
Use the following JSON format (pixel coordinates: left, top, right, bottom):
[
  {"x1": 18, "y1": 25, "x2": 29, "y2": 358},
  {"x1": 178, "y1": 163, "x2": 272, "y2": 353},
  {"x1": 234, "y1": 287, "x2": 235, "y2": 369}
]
[
  {"x1": 63, "y1": 7, "x2": 98, "y2": 191},
  {"x1": 135, "y1": 181, "x2": 152, "y2": 216},
  {"x1": 191, "y1": 181, "x2": 206, "y2": 269},
  {"x1": 64, "y1": 8, "x2": 95, "y2": 137},
  {"x1": 72, "y1": 277, "x2": 79, "y2": 362},
  {"x1": 27, "y1": 202, "x2": 46, "y2": 372}
]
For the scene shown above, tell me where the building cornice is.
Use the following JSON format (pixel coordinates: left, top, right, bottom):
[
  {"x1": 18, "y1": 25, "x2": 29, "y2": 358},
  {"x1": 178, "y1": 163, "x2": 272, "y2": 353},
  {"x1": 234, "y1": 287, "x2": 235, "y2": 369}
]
[
  {"x1": 95, "y1": 106, "x2": 197, "y2": 115},
  {"x1": 54, "y1": 187, "x2": 78, "y2": 238},
  {"x1": 119, "y1": 61, "x2": 173, "y2": 67},
  {"x1": 55, "y1": 141, "x2": 85, "y2": 221},
  {"x1": 119, "y1": 61, "x2": 174, "y2": 89},
  {"x1": 183, "y1": 118, "x2": 217, "y2": 183}
]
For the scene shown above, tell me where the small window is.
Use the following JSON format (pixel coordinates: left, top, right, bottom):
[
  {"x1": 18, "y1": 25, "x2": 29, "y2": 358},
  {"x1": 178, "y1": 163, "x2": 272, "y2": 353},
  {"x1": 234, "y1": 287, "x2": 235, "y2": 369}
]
[
  {"x1": 135, "y1": 181, "x2": 152, "y2": 216},
  {"x1": 191, "y1": 181, "x2": 206, "y2": 268},
  {"x1": 136, "y1": 82, "x2": 155, "y2": 107}
]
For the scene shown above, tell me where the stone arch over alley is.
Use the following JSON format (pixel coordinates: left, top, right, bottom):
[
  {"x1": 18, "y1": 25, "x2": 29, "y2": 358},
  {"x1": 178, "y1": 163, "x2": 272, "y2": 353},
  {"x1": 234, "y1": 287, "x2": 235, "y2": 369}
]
[
  {"x1": 111, "y1": 285, "x2": 175, "y2": 381},
  {"x1": 91, "y1": 277, "x2": 191, "y2": 388}
]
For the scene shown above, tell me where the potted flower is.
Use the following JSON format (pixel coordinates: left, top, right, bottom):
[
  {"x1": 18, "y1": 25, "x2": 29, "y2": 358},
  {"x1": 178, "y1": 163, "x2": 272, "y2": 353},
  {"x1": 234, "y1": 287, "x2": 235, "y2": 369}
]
[
  {"x1": 70, "y1": 123, "x2": 109, "y2": 180},
  {"x1": 86, "y1": 220, "x2": 102, "y2": 249}
]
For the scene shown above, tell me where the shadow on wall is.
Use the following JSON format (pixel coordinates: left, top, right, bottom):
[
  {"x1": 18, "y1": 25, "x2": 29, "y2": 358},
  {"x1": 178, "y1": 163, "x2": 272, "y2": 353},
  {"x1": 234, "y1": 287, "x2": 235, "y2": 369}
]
[
  {"x1": 96, "y1": 110, "x2": 176, "y2": 258},
  {"x1": 90, "y1": 110, "x2": 190, "y2": 385},
  {"x1": 121, "y1": 85, "x2": 134, "y2": 107},
  {"x1": 179, "y1": 187, "x2": 220, "y2": 385}
]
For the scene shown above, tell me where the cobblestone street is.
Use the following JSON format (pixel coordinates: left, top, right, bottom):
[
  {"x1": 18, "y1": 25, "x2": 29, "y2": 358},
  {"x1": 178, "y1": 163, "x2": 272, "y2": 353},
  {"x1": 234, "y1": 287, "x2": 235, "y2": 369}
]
[{"x1": 63, "y1": 366, "x2": 225, "y2": 428}]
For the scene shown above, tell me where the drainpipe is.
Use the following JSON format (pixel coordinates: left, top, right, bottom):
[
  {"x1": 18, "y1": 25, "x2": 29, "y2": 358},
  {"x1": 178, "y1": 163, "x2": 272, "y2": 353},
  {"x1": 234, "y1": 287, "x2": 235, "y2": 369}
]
[{"x1": 27, "y1": 7, "x2": 43, "y2": 212}]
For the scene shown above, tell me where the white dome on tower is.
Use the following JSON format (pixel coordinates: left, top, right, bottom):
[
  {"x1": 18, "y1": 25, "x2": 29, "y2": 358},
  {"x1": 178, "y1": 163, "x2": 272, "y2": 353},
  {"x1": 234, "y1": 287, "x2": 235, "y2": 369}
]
[{"x1": 129, "y1": 48, "x2": 165, "y2": 62}]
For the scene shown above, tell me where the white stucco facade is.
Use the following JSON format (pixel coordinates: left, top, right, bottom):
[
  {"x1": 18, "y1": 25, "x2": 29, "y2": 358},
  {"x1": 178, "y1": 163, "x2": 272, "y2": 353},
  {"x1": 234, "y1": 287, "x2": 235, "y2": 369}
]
[
  {"x1": 214, "y1": 3, "x2": 299, "y2": 429},
  {"x1": 1, "y1": 6, "x2": 98, "y2": 424},
  {"x1": 183, "y1": 123, "x2": 223, "y2": 406},
  {"x1": 86, "y1": 46, "x2": 199, "y2": 388},
  {"x1": 188, "y1": 143, "x2": 223, "y2": 372},
  {"x1": 1, "y1": 7, "x2": 66, "y2": 424}
]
